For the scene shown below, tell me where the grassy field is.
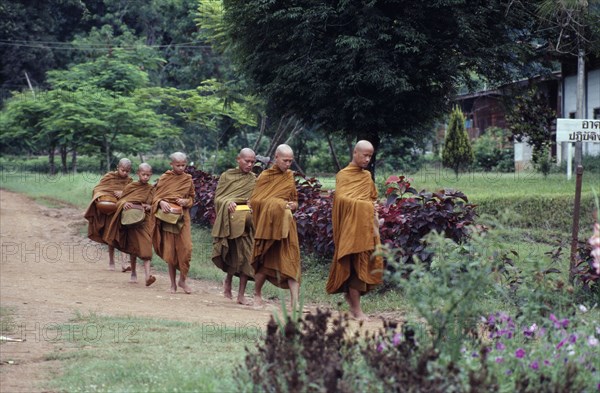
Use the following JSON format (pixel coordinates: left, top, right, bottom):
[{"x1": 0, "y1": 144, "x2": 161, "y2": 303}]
[{"x1": 1, "y1": 168, "x2": 599, "y2": 391}]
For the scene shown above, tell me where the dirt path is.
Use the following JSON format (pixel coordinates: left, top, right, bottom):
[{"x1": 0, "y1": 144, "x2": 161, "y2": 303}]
[{"x1": 0, "y1": 189, "x2": 390, "y2": 392}]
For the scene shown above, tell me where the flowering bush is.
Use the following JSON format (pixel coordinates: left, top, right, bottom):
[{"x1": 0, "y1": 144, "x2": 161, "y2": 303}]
[{"x1": 479, "y1": 308, "x2": 599, "y2": 391}]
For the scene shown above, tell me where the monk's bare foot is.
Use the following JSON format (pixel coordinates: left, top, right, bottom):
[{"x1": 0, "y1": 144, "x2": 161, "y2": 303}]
[
  {"x1": 178, "y1": 280, "x2": 192, "y2": 294},
  {"x1": 121, "y1": 265, "x2": 131, "y2": 273},
  {"x1": 223, "y1": 279, "x2": 233, "y2": 299},
  {"x1": 253, "y1": 295, "x2": 264, "y2": 308},
  {"x1": 108, "y1": 263, "x2": 116, "y2": 271},
  {"x1": 145, "y1": 275, "x2": 156, "y2": 287},
  {"x1": 129, "y1": 273, "x2": 137, "y2": 283},
  {"x1": 169, "y1": 285, "x2": 177, "y2": 294},
  {"x1": 350, "y1": 310, "x2": 370, "y2": 322},
  {"x1": 237, "y1": 296, "x2": 251, "y2": 306}
]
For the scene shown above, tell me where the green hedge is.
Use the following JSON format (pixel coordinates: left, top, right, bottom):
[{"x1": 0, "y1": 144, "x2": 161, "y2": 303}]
[{"x1": 475, "y1": 194, "x2": 596, "y2": 232}]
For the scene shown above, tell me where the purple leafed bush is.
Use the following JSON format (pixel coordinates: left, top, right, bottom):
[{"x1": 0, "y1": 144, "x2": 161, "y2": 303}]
[
  {"x1": 187, "y1": 166, "x2": 219, "y2": 226},
  {"x1": 188, "y1": 170, "x2": 477, "y2": 268}
]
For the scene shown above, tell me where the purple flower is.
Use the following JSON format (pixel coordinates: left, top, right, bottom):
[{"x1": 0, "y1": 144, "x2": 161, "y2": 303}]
[
  {"x1": 495, "y1": 356, "x2": 504, "y2": 364},
  {"x1": 515, "y1": 348, "x2": 526, "y2": 359},
  {"x1": 560, "y1": 318, "x2": 569, "y2": 329},
  {"x1": 495, "y1": 341, "x2": 506, "y2": 351},
  {"x1": 392, "y1": 333, "x2": 401, "y2": 346},
  {"x1": 556, "y1": 339, "x2": 567, "y2": 350},
  {"x1": 588, "y1": 336, "x2": 599, "y2": 347},
  {"x1": 523, "y1": 323, "x2": 538, "y2": 338},
  {"x1": 377, "y1": 341, "x2": 386, "y2": 353},
  {"x1": 543, "y1": 360, "x2": 551, "y2": 366},
  {"x1": 530, "y1": 361, "x2": 539, "y2": 370},
  {"x1": 568, "y1": 334, "x2": 577, "y2": 344}
]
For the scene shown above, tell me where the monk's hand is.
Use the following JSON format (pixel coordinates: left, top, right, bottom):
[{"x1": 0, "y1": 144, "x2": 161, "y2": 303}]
[
  {"x1": 175, "y1": 198, "x2": 188, "y2": 207},
  {"x1": 286, "y1": 201, "x2": 297, "y2": 211},
  {"x1": 228, "y1": 201, "x2": 237, "y2": 213},
  {"x1": 143, "y1": 203, "x2": 151, "y2": 212},
  {"x1": 123, "y1": 202, "x2": 133, "y2": 210},
  {"x1": 160, "y1": 200, "x2": 171, "y2": 212},
  {"x1": 114, "y1": 190, "x2": 123, "y2": 198}
]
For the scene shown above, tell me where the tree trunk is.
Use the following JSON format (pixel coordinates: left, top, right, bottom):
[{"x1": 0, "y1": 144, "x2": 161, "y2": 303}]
[
  {"x1": 72, "y1": 149, "x2": 78, "y2": 174},
  {"x1": 60, "y1": 146, "x2": 68, "y2": 174},
  {"x1": 253, "y1": 115, "x2": 267, "y2": 153},
  {"x1": 105, "y1": 139, "x2": 111, "y2": 172},
  {"x1": 48, "y1": 146, "x2": 56, "y2": 175},
  {"x1": 326, "y1": 133, "x2": 342, "y2": 172}
]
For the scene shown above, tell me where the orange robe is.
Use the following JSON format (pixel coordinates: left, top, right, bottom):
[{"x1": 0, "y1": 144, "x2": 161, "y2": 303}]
[
  {"x1": 84, "y1": 171, "x2": 133, "y2": 244},
  {"x1": 103, "y1": 182, "x2": 155, "y2": 259},
  {"x1": 211, "y1": 168, "x2": 256, "y2": 278},
  {"x1": 151, "y1": 171, "x2": 194, "y2": 276},
  {"x1": 326, "y1": 164, "x2": 383, "y2": 294},
  {"x1": 249, "y1": 166, "x2": 301, "y2": 289}
]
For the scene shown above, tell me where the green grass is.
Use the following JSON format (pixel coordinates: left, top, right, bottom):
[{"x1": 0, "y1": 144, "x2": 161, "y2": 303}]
[{"x1": 46, "y1": 313, "x2": 252, "y2": 393}]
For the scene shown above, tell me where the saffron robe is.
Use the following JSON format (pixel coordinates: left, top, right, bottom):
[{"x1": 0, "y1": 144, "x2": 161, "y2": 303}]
[
  {"x1": 103, "y1": 181, "x2": 155, "y2": 259},
  {"x1": 211, "y1": 168, "x2": 256, "y2": 278},
  {"x1": 326, "y1": 164, "x2": 383, "y2": 294},
  {"x1": 151, "y1": 171, "x2": 194, "y2": 276},
  {"x1": 249, "y1": 166, "x2": 301, "y2": 289},
  {"x1": 84, "y1": 171, "x2": 133, "y2": 244}
]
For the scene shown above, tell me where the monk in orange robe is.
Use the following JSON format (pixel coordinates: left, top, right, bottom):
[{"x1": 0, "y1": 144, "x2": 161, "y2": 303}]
[
  {"x1": 212, "y1": 148, "x2": 257, "y2": 305},
  {"x1": 249, "y1": 144, "x2": 301, "y2": 308},
  {"x1": 326, "y1": 140, "x2": 383, "y2": 320},
  {"x1": 104, "y1": 163, "x2": 156, "y2": 286},
  {"x1": 152, "y1": 152, "x2": 195, "y2": 294},
  {"x1": 84, "y1": 158, "x2": 133, "y2": 271}
]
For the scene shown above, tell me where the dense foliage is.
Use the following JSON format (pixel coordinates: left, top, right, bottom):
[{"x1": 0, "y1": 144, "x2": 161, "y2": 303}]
[
  {"x1": 472, "y1": 127, "x2": 514, "y2": 172},
  {"x1": 222, "y1": 0, "x2": 544, "y2": 153},
  {"x1": 442, "y1": 106, "x2": 474, "y2": 177},
  {"x1": 506, "y1": 87, "x2": 556, "y2": 163}
]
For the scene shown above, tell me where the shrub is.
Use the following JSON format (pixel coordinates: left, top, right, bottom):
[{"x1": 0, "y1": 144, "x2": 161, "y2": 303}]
[
  {"x1": 472, "y1": 127, "x2": 513, "y2": 172},
  {"x1": 187, "y1": 166, "x2": 219, "y2": 226},
  {"x1": 379, "y1": 175, "x2": 477, "y2": 266}
]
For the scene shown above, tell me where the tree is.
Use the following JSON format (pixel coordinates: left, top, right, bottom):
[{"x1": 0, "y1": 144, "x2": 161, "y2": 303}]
[
  {"x1": 221, "y1": 0, "x2": 543, "y2": 172},
  {"x1": 442, "y1": 107, "x2": 473, "y2": 178},
  {"x1": 506, "y1": 87, "x2": 556, "y2": 163}
]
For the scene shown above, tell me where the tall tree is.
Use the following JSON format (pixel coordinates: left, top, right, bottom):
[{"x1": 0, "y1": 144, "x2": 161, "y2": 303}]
[
  {"x1": 536, "y1": 0, "x2": 600, "y2": 166},
  {"x1": 442, "y1": 107, "x2": 474, "y2": 178},
  {"x1": 221, "y1": 0, "x2": 542, "y2": 172}
]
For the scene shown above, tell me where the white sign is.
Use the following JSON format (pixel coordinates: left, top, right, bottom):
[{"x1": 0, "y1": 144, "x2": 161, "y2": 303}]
[{"x1": 556, "y1": 118, "x2": 600, "y2": 142}]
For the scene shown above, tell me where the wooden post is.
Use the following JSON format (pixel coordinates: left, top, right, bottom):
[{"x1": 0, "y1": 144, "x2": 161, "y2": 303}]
[{"x1": 569, "y1": 165, "x2": 584, "y2": 283}]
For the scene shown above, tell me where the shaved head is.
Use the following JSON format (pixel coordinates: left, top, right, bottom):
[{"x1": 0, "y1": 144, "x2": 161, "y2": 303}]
[
  {"x1": 352, "y1": 140, "x2": 374, "y2": 169},
  {"x1": 138, "y1": 163, "x2": 152, "y2": 172},
  {"x1": 274, "y1": 144, "x2": 294, "y2": 172},
  {"x1": 355, "y1": 140, "x2": 374, "y2": 152},
  {"x1": 118, "y1": 158, "x2": 132, "y2": 169},
  {"x1": 275, "y1": 144, "x2": 293, "y2": 156},
  {"x1": 169, "y1": 152, "x2": 187, "y2": 162},
  {"x1": 237, "y1": 148, "x2": 256, "y2": 173},
  {"x1": 238, "y1": 148, "x2": 256, "y2": 159}
]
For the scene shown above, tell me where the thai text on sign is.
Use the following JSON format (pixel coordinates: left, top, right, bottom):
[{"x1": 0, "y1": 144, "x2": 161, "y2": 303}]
[{"x1": 556, "y1": 118, "x2": 600, "y2": 142}]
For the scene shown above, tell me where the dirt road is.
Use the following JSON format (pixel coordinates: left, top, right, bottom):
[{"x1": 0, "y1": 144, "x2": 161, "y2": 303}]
[{"x1": 0, "y1": 189, "x2": 388, "y2": 392}]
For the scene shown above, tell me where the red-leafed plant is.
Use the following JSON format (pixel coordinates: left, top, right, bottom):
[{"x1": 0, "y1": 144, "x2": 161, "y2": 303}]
[
  {"x1": 294, "y1": 175, "x2": 334, "y2": 257},
  {"x1": 380, "y1": 175, "x2": 477, "y2": 267},
  {"x1": 187, "y1": 166, "x2": 219, "y2": 226}
]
